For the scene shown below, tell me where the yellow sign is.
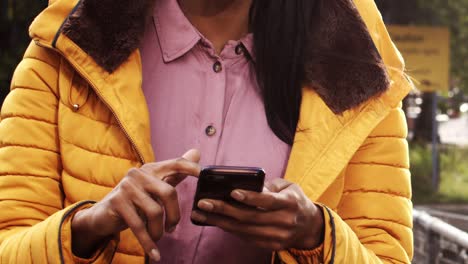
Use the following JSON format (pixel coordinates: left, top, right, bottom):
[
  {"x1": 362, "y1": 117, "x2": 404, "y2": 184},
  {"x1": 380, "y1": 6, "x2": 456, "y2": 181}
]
[{"x1": 387, "y1": 25, "x2": 450, "y2": 91}]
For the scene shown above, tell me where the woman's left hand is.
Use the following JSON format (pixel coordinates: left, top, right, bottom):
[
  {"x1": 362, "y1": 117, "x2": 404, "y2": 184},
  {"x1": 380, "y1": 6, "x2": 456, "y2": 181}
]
[{"x1": 191, "y1": 179, "x2": 325, "y2": 251}]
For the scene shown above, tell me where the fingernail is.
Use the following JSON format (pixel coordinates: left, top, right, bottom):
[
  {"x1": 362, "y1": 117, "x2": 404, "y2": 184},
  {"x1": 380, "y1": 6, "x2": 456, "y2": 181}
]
[
  {"x1": 150, "y1": 249, "x2": 161, "y2": 262},
  {"x1": 191, "y1": 211, "x2": 207, "y2": 222},
  {"x1": 198, "y1": 200, "x2": 214, "y2": 211},
  {"x1": 232, "y1": 190, "x2": 245, "y2": 201}
]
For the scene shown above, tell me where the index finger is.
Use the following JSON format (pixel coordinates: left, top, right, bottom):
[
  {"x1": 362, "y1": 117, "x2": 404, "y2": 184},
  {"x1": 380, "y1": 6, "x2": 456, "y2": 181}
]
[
  {"x1": 164, "y1": 149, "x2": 202, "y2": 185},
  {"x1": 230, "y1": 189, "x2": 291, "y2": 211},
  {"x1": 181, "y1": 149, "x2": 201, "y2": 163},
  {"x1": 142, "y1": 156, "x2": 201, "y2": 182},
  {"x1": 160, "y1": 158, "x2": 202, "y2": 186},
  {"x1": 142, "y1": 159, "x2": 199, "y2": 179}
]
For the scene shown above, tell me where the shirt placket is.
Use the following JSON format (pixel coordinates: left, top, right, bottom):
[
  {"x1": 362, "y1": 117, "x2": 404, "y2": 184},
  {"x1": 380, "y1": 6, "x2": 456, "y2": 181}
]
[
  {"x1": 197, "y1": 45, "x2": 227, "y2": 166},
  {"x1": 192, "y1": 52, "x2": 228, "y2": 264},
  {"x1": 193, "y1": 42, "x2": 254, "y2": 263}
]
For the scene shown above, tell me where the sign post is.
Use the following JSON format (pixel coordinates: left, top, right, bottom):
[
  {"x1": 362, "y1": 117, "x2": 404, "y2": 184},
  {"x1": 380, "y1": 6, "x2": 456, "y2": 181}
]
[{"x1": 431, "y1": 92, "x2": 439, "y2": 190}]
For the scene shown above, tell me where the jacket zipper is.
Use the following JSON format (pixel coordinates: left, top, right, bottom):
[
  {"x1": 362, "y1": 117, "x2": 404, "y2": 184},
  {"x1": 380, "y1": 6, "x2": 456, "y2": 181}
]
[
  {"x1": 34, "y1": 40, "x2": 145, "y2": 263},
  {"x1": 34, "y1": 40, "x2": 146, "y2": 164}
]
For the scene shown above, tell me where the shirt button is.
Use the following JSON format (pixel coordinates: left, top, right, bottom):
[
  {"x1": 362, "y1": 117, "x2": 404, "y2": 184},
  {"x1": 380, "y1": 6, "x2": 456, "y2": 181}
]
[
  {"x1": 205, "y1": 125, "x2": 217, "y2": 137},
  {"x1": 235, "y1": 44, "x2": 244, "y2": 55},
  {"x1": 213, "y1": 61, "x2": 222, "y2": 73}
]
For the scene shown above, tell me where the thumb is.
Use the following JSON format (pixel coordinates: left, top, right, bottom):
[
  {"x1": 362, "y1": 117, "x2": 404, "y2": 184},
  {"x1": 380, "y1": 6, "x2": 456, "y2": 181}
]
[{"x1": 264, "y1": 178, "x2": 293, "y2": 193}]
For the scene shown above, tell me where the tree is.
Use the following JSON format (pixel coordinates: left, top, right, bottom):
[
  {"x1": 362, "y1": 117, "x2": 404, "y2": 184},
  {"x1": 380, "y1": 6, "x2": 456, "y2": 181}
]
[
  {"x1": 0, "y1": 0, "x2": 47, "y2": 106},
  {"x1": 419, "y1": 0, "x2": 468, "y2": 94}
]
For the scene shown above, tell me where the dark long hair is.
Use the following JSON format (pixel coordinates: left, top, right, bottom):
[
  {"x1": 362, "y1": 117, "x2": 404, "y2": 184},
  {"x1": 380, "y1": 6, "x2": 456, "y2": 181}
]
[
  {"x1": 250, "y1": 0, "x2": 390, "y2": 145},
  {"x1": 62, "y1": 0, "x2": 389, "y2": 146},
  {"x1": 250, "y1": 0, "x2": 316, "y2": 145}
]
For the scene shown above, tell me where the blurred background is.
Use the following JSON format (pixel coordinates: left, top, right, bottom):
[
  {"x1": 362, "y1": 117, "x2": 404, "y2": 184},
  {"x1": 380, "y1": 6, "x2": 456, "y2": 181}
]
[{"x1": 1, "y1": 1, "x2": 467, "y2": 263}]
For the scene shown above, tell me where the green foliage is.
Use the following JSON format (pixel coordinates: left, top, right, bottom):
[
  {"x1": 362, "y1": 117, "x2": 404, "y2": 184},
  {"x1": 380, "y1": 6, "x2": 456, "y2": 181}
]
[
  {"x1": 409, "y1": 143, "x2": 434, "y2": 202},
  {"x1": 416, "y1": 0, "x2": 468, "y2": 93},
  {"x1": 411, "y1": 143, "x2": 468, "y2": 204},
  {"x1": 375, "y1": 0, "x2": 468, "y2": 93},
  {"x1": 438, "y1": 145, "x2": 468, "y2": 201}
]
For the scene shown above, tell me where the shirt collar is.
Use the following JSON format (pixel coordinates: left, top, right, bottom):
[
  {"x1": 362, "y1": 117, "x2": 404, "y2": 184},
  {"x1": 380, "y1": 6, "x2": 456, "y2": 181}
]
[
  {"x1": 153, "y1": 0, "x2": 200, "y2": 63},
  {"x1": 239, "y1": 34, "x2": 255, "y2": 62},
  {"x1": 154, "y1": 0, "x2": 255, "y2": 63}
]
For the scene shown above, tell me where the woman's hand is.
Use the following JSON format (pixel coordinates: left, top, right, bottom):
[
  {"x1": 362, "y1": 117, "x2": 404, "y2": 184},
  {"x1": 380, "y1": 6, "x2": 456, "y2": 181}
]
[
  {"x1": 71, "y1": 149, "x2": 201, "y2": 262},
  {"x1": 191, "y1": 178, "x2": 324, "y2": 251}
]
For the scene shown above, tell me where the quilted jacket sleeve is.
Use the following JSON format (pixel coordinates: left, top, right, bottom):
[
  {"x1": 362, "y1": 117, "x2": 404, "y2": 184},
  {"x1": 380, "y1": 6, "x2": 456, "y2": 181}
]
[
  {"x1": 0, "y1": 43, "x2": 116, "y2": 263},
  {"x1": 281, "y1": 106, "x2": 412, "y2": 264},
  {"x1": 329, "y1": 106, "x2": 412, "y2": 264}
]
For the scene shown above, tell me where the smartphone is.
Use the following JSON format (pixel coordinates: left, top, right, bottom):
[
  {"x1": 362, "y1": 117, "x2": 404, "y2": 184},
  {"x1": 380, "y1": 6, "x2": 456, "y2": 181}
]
[{"x1": 192, "y1": 166, "x2": 265, "y2": 226}]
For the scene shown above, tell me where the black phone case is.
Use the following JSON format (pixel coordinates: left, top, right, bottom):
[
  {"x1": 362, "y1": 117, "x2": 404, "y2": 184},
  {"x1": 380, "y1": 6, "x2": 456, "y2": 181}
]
[{"x1": 192, "y1": 166, "x2": 265, "y2": 226}]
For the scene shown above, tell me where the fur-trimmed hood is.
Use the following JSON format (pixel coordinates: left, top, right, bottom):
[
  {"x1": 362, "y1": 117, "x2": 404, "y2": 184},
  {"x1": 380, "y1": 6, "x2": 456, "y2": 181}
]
[{"x1": 31, "y1": 0, "x2": 393, "y2": 113}]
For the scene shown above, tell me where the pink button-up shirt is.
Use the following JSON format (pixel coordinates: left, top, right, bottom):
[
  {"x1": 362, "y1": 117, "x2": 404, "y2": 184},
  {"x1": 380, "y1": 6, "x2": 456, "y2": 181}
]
[{"x1": 140, "y1": 0, "x2": 291, "y2": 263}]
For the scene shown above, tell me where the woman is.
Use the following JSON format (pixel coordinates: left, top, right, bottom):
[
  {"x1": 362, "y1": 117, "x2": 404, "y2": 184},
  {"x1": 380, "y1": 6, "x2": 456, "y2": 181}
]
[{"x1": 0, "y1": 0, "x2": 413, "y2": 263}]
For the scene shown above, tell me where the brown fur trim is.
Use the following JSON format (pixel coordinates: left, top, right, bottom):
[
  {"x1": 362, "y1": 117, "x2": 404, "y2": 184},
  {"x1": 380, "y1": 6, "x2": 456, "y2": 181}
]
[
  {"x1": 62, "y1": 0, "x2": 155, "y2": 73},
  {"x1": 60, "y1": 0, "x2": 389, "y2": 112},
  {"x1": 305, "y1": 0, "x2": 390, "y2": 113}
]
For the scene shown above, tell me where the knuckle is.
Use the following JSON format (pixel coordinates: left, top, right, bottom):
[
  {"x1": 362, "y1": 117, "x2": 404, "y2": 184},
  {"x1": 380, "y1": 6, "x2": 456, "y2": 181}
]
[
  {"x1": 131, "y1": 221, "x2": 146, "y2": 234},
  {"x1": 217, "y1": 220, "x2": 232, "y2": 230},
  {"x1": 275, "y1": 231, "x2": 291, "y2": 242},
  {"x1": 236, "y1": 213, "x2": 248, "y2": 222},
  {"x1": 265, "y1": 197, "x2": 277, "y2": 209},
  {"x1": 160, "y1": 186, "x2": 178, "y2": 200},
  {"x1": 212, "y1": 201, "x2": 224, "y2": 212},
  {"x1": 147, "y1": 206, "x2": 163, "y2": 220},
  {"x1": 127, "y1": 168, "x2": 141, "y2": 178},
  {"x1": 119, "y1": 179, "x2": 134, "y2": 193},
  {"x1": 284, "y1": 191, "x2": 296, "y2": 201},
  {"x1": 157, "y1": 160, "x2": 170, "y2": 170},
  {"x1": 285, "y1": 215, "x2": 298, "y2": 226},
  {"x1": 140, "y1": 163, "x2": 150, "y2": 171},
  {"x1": 108, "y1": 194, "x2": 122, "y2": 207},
  {"x1": 159, "y1": 184, "x2": 178, "y2": 201},
  {"x1": 293, "y1": 192, "x2": 302, "y2": 201},
  {"x1": 174, "y1": 157, "x2": 186, "y2": 164},
  {"x1": 140, "y1": 164, "x2": 156, "y2": 175},
  {"x1": 239, "y1": 211, "x2": 255, "y2": 222},
  {"x1": 270, "y1": 242, "x2": 284, "y2": 251},
  {"x1": 273, "y1": 178, "x2": 285, "y2": 184},
  {"x1": 284, "y1": 194, "x2": 300, "y2": 208},
  {"x1": 270, "y1": 180, "x2": 284, "y2": 190},
  {"x1": 172, "y1": 158, "x2": 186, "y2": 169},
  {"x1": 291, "y1": 200, "x2": 300, "y2": 210}
]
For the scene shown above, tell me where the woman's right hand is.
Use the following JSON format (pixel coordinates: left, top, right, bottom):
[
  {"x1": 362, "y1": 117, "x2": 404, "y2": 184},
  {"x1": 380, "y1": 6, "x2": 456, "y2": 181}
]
[{"x1": 71, "y1": 149, "x2": 201, "y2": 262}]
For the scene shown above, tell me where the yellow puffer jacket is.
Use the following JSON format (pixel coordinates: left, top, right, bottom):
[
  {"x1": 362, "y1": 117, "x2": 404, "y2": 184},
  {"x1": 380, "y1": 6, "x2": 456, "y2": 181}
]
[{"x1": 0, "y1": 0, "x2": 413, "y2": 263}]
